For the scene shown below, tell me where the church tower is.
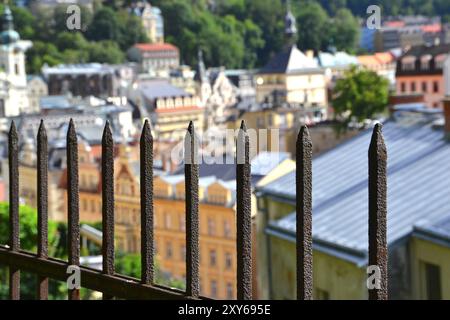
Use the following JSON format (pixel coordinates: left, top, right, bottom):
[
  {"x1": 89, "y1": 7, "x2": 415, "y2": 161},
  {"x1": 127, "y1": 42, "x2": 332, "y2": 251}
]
[
  {"x1": 284, "y1": 0, "x2": 297, "y2": 46},
  {"x1": 194, "y1": 49, "x2": 211, "y2": 107},
  {"x1": 0, "y1": 5, "x2": 27, "y2": 86}
]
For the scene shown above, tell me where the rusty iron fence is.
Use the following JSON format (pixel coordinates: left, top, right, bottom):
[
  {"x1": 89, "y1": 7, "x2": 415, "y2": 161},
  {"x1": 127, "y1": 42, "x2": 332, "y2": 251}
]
[{"x1": 0, "y1": 119, "x2": 387, "y2": 300}]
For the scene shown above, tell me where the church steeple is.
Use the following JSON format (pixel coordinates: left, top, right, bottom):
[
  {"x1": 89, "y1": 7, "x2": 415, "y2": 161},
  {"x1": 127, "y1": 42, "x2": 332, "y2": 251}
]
[
  {"x1": 194, "y1": 48, "x2": 207, "y2": 83},
  {"x1": 0, "y1": 3, "x2": 20, "y2": 45},
  {"x1": 284, "y1": 0, "x2": 297, "y2": 44},
  {"x1": 2, "y1": 3, "x2": 13, "y2": 31}
]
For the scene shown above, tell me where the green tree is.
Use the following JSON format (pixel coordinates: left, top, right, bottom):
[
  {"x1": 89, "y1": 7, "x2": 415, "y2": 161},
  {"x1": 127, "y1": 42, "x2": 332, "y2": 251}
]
[
  {"x1": 296, "y1": 2, "x2": 330, "y2": 52},
  {"x1": 332, "y1": 66, "x2": 390, "y2": 125},
  {"x1": 116, "y1": 10, "x2": 149, "y2": 50},
  {"x1": 86, "y1": 7, "x2": 121, "y2": 43},
  {"x1": 330, "y1": 8, "x2": 360, "y2": 52},
  {"x1": 115, "y1": 252, "x2": 186, "y2": 291},
  {"x1": 53, "y1": 5, "x2": 93, "y2": 33},
  {"x1": 55, "y1": 32, "x2": 89, "y2": 52},
  {"x1": 240, "y1": 19, "x2": 265, "y2": 68},
  {"x1": 26, "y1": 41, "x2": 63, "y2": 74},
  {"x1": 87, "y1": 40, "x2": 125, "y2": 64},
  {"x1": 10, "y1": 5, "x2": 36, "y2": 39}
]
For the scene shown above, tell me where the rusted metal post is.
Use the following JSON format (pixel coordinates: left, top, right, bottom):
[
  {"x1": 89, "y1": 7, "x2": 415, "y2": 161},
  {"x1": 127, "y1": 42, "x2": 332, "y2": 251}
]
[
  {"x1": 236, "y1": 120, "x2": 252, "y2": 300},
  {"x1": 67, "y1": 119, "x2": 80, "y2": 300},
  {"x1": 102, "y1": 121, "x2": 115, "y2": 299},
  {"x1": 8, "y1": 121, "x2": 20, "y2": 300},
  {"x1": 368, "y1": 123, "x2": 388, "y2": 300},
  {"x1": 296, "y1": 125, "x2": 313, "y2": 300},
  {"x1": 185, "y1": 121, "x2": 199, "y2": 298},
  {"x1": 140, "y1": 119, "x2": 154, "y2": 285},
  {"x1": 37, "y1": 120, "x2": 49, "y2": 299}
]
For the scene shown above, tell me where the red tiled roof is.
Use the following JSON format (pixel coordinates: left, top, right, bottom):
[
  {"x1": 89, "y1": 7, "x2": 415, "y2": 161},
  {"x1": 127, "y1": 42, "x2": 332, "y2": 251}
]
[
  {"x1": 134, "y1": 43, "x2": 179, "y2": 52},
  {"x1": 385, "y1": 21, "x2": 405, "y2": 28},
  {"x1": 421, "y1": 23, "x2": 441, "y2": 33}
]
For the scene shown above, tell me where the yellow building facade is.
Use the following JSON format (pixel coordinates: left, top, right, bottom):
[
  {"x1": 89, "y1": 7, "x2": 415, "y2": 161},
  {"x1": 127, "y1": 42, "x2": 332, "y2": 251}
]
[
  {"x1": 57, "y1": 138, "x2": 240, "y2": 299},
  {"x1": 19, "y1": 142, "x2": 64, "y2": 221}
]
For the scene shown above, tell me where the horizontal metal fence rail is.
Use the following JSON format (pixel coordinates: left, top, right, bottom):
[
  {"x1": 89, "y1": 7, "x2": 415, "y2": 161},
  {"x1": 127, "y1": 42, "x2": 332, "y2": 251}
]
[{"x1": 0, "y1": 119, "x2": 387, "y2": 300}]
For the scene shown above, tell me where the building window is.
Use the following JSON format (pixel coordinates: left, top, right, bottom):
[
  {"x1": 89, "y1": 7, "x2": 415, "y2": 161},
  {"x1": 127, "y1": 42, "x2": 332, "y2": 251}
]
[
  {"x1": 179, "y1": 215, "x2": 185, "y2": 231},
  {"x1": 225, "y1": 252, "x2": 232, "y2": 269},
  {"x1": 424, "y1": 262, "x2": 441, "y2": 300},
  {"x1": 209, "y1": 249, "x2": 217, "y2": 267},
  {"x1": 226, "y1": 282, "x2": 233, "y2": 299},
  {"x1": 166, "y1": 242, "x2": 173, "y2": 259},
  {"x1": 422, "y1": 82, "x2": 427, "y2": 93},
  {"x1": 411, "y1": 82, "x2": 416, "y2": 92},
  {"x1": 210, "y1": 280, "x2": 217, "y2": 298},
  {"x1": 15, "y1": 63, "x2": 19, "y2": 75},
  {"x1": 224, "y1": 220, "x2": 231, "y2": 238},
  {"x1": 420, "y1": 54, "x2": 432, "y2": 70},
  {"x1": 315, "y1": 288, "x2": 330, "y2": 300},
  {"x1": 400, "y1": 82, "x2": 406, "y2": 93},
  {"x1": 433, "y1": 81, "x2": 439, "y2": 93}
]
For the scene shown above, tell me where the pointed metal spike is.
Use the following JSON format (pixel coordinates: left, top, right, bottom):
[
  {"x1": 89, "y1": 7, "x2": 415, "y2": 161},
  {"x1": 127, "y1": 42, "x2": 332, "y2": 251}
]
[
  {"x1": 38, "y1": 119, "x2": 47, "y2": 137},
  {"x1": 141, "y1": 119, "x2": 153, "y2": 141},
  {"x1": 369, "y1": 123, "x2": 384, "y2": 149},
  {"x1": 298, "y1": 125, "x2": 310, "y2": 141},
  {"x1": 102, "y1": 120, "x2": 112, "y2": 140},
  {"x1": 9, "y1": 120, "x2": 17, "y2": 137},
  {"x1": 188, "y1": 120, "x2": 195, "y2": 133}
]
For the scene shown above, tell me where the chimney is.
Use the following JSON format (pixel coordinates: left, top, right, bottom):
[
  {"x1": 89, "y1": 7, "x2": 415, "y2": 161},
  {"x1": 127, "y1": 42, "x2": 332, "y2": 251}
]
[
  {"x1": 444, "y1": 97, "x2": 450, "y2": 138},
  {"x1": 305, "y1": 50, "x2": 314, "y2": 59}
]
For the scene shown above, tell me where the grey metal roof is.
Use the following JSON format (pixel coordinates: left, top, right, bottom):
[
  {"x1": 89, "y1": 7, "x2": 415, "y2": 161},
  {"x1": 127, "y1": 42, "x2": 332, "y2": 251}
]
[
  {"x1": 261, "y1": 110, "x2": 450, "y2": 260},
  {"x1": 172, "y1": 155, "x2": 237, "y2": 181},
  {"x1": 140, "y1": 80, "x2": 191, "y2": 100},
  {"x1": 251, "y1": 151, "x2": 290, "y2": 176},
  {"x1": 258, "y1": 45, "x2": 320, "y2": 74}
]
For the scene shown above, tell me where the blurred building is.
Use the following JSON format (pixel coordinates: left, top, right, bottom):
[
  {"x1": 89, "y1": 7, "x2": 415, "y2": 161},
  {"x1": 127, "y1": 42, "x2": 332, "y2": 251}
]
[
  {"x1": 360, "y1": 16, "x2": 449, "y2": 53},
  {"x1": 255, "y1": 7, "x2": 327, "y2": 118},
  {"x1": 42, "y1": 63, "x2": 135, "y2": 104},
  {"x1": 129, "y1": 79, "x2": 203, "y2": 141},
  {"x1": 395, "y1": 43, "x2": 450, "y2": 109},
  {"x1": 26, "y1": 75, "x2": 48, "y2": 112},
  {"x1": 0, "y1": 5, "x2": 33, "y2": 117},
  {"x1": 357, "y1": 51, "x2": 398, "y2": 86},
  {"x1": 127, "y1": 43, "x2": 180, "y2": 75},
  {"x1": 130, "y1": 1, "x2": 164, "y2": 43}
]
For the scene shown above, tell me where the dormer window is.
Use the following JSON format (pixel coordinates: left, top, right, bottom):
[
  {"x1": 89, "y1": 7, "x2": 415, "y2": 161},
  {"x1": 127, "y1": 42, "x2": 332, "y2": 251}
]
[
  {"x1": 402, "y1": 56, "x2": 416, "y2": 71},
  {"x1": 435, "y1": 54, "x2": 447, "y2": 69},
  {"x1": 420, "y1": 54, "x2": 432, "y2": 70}
]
